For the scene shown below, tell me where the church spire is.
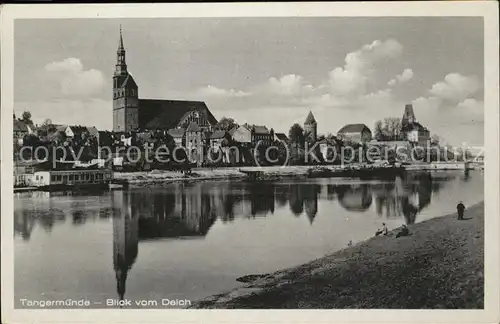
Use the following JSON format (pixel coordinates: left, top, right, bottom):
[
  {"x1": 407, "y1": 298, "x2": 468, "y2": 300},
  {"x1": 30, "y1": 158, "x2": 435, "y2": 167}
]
[
  {"x1": 114, "y1": 25, "x2": 127, "y2": 76},
  {"x1": 118, "y1": 25, "x2": 125, "y2": 52}
]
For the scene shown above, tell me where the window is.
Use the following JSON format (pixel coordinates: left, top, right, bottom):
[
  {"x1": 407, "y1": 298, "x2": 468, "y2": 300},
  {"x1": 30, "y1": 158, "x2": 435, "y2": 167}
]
[
  {"x1": 69, "y1": 175, "x2": 74, "y2": 181},
  {"x1": 51, "y1": 175, "x2": 56, "y2": 181},
  {"x1": 36, "y1": 175, "x2": 39, "y2": 180},
  {"x1": 90, "y1": 174, "x2": 95, "y2": 181},
  {"x1": 75, "y1": 175, "x2": 80, "y2": 181}
]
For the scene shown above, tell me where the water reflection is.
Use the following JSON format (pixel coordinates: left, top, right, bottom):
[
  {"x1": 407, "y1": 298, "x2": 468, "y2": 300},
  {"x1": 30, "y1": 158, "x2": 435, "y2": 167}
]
[{"x1": 14, "y1": 172, "x2": 458, "y2": 243}]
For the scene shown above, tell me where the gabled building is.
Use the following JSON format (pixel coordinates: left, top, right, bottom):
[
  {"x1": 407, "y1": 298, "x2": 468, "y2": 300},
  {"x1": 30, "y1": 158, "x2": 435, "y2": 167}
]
[
  {"x1": 13, "y1": 119, "x2": 35, "y2": 144},
  {"x1": 337, "y1": 124, "x2": 372, "y2": 144},
  {"x1": 251, "y1": 125, "x2": 274, "y2": 146},
  {"x1": 230, "y1": 125, "x2": 252, "y2": 144}
]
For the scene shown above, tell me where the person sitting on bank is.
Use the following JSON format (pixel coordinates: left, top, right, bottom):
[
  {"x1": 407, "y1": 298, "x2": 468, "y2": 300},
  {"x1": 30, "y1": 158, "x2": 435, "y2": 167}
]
[
  {"x1": 457, "y1": 201, "x2": 466, "y2": 220},
  {"x1": 396, "y1": 224, "x2": 410, "y2": 238},
  {"x1": 375, "y1": 223, "x2": 389, "y2": 236}
]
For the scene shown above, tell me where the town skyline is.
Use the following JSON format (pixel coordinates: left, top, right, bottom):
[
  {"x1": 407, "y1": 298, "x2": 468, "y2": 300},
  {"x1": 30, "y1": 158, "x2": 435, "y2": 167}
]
[{"x1": 15, "y1": 17, "x2": 484, "y2": 146}]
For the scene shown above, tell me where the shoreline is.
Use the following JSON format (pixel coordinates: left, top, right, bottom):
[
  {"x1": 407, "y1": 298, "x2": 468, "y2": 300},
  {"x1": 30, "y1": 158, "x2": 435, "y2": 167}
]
[
  {"x1": 190, "y1": 201, "x2": 484, "y2": 309},
  {"x1": 13, "y1": 163, "x2": 478, "y2": 192},
  {"x1": 113, "y1": 164, "x2": 473, "y2": 188}
]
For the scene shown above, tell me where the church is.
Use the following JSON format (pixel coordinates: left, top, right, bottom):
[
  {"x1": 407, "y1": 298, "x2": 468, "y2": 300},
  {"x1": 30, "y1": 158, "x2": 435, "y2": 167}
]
[{"x1": 112, "y1": 28, "x2": 218, "y2": 133}]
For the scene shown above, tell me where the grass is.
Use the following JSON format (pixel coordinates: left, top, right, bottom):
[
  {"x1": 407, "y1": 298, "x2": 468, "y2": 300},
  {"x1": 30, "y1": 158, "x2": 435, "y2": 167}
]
[{"x1": 192, "y1": 202, "x2": 484, "y2": 309}]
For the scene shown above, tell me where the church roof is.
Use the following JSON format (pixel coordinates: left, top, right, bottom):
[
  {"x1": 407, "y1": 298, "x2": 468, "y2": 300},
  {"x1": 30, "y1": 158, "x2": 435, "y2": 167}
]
[
  {"x1": 120, "y1": 74, "x2": 137, "y2": 88},
  {"x1": 186, "y1": 122, "x2": 201, "y2": 132},
  {"x1": 338, "y1": 123, "x2": 371, "y2": 134},
  {"x1": 138, "y1": 99, "x2": 217, "y2": 131},
  {"x1": 304, "y1": 111, "x2": 317, "y2": 125}
]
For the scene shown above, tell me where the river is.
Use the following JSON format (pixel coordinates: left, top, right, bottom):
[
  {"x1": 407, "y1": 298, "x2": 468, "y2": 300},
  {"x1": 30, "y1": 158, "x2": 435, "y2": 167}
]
[{"x1": 14, "y1": 170, "x2": 484, "y2": 308}]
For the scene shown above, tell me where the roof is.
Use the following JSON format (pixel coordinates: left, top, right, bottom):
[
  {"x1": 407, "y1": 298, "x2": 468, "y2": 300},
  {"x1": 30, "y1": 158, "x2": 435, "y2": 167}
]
[
  {"x1": 338, "y1": 123, "x2": 371, "y2": 134},
  {"x1": 167, "y1": 128, "x2": 186, "y2": 138},
  {"x1": 186, "y1": 122, "x2": 201, "y2": 132},
  {"x1": 138, "y1": 99, "x2": 217, "y2": 130},
  {"x1": 68, "y1": 126, "x2": 90, "y2": 135},
  {"x1": 252, "y1": 125, "x2": 270, "y2": 134},
  {"x1": 13, "y1": 120, "x2": 29, "y2": 132},
  {"x1": 228, "y1": 125, "x2": 239, "y2": 136},
  {"x1": 87, "y1": 126, "x2": 99, "y2": 137},
  {"x1": 304, "y1": 111, "x2": 317, "y2": 125},
  {"x1": 402, "y1": 122, "x2": 428, "y2": 132},
  {"x1": 275, "y1": 133, "x2": 289, "y2": 141},
  {"x1": 120, "y1": 74, "x2": 138, "y2": 89},
  {"x1": 210, "y1": 130, "x2": 227, "y2": 139}
]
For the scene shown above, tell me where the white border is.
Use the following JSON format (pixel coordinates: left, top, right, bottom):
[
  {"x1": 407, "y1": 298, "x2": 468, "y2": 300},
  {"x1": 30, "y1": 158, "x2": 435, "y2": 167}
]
[{"x1": 1, "y1": 2, "x2": 499, "y2": 324}]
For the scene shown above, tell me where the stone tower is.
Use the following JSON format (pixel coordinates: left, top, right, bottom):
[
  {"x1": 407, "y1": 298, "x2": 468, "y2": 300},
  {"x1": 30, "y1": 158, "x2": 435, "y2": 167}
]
[
  {"x1": 402, "y1": 104, "x2": 416, "y2": 125},
  {"x1": 113, "y1": 26, "x2": 139, "y2": 132},
  {"x1": 304, "y1": 111, "x2": 317, "y2": 142}
]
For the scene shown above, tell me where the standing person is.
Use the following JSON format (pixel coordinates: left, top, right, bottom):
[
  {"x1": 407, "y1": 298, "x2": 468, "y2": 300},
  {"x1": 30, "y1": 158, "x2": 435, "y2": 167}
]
[{"x1": 457, "y1": 201, "x2": 466, "y2": 220}]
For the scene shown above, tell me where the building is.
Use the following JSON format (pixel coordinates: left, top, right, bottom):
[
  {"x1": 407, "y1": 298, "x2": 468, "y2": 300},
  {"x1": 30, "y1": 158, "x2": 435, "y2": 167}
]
[
  {"x1": 318, "y1": 137, "x2": 340, "y2": 162},
  {"x1": 112, "y1": 28, "x2": 217, "y2": 133},
  {"x1": 274, "y1": 133, "x2": 289, "y2": 143},
  {"x1": 58, "y1": 125, "x2": 96, "y2": 140},
  {"x1": 210, "y1": 130, "x2": 227, "y2": 151},
  {"x1": 303, "y1": 111, "x2": 317, "y2": 142},
  {"x1": 167, "y1": 128, "x2": 186, "y2": 147},
  {"x1": 251, "y1": 125, "x2": 274, "y2": 146},
  {"x1": 367, "y1": 140, "x2": 412, "y2": 162},
  {"x1": 13, "y1": 118, "x2": 35, "y2": 145},
  {"x1": 230, "y1": 125, "x2": 252, "y2": 144},
  {"x1": 337, "y1": 124, "x2": 372, "y2": 144},
  {"x1": 401, "y1": 104, "x2": 430, "y2": 147}
]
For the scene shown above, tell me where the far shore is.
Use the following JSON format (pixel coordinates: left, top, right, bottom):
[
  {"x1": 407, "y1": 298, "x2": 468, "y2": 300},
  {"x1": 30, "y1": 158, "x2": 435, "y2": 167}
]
[
  {"x1": 113, "y1": 163, "x2": 476, "y2": 188},
  {"x1": 190, "y1": 201, "x2": 484, "y2": 309}
]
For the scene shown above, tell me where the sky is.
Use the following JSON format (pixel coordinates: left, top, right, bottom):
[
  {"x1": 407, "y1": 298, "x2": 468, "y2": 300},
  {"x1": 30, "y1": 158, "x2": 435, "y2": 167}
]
[{"x1": 14, "y1": 17, "x2": 484, "y2": 146}]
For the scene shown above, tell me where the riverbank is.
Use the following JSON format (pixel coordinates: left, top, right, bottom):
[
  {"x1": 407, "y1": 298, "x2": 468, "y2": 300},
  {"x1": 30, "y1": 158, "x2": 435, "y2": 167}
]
[
  {"x1": 190, "y1": 202, "x2": 484, "y2": 309},
  {"x1": 113, "y1": 163, "x2": 473, "y2": 187}
]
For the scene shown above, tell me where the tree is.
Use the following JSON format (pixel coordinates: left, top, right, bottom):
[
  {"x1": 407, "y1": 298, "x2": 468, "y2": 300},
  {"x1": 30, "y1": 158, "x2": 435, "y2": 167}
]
[
  {"x1": 215, "y1": 117, "x2": 237, "y2": 131},
  {"x1": 288, "y1": 123, "x2": 305, "y2": 146},
  {"x1": 382, "y1": 117, "x2": 403, "y2": 141},
  {"x1": 22, "y1": 111, "x2": 33, "y2": 124},
  {"x1": 42, "y1": 118, "x2": 53, "y2": 126},
  {"x1": 430, "y1": 134, "x2": 440, "y2": 146},
  {"x1": 374, "y1": 120, "x2": 384, "y2": 141}
]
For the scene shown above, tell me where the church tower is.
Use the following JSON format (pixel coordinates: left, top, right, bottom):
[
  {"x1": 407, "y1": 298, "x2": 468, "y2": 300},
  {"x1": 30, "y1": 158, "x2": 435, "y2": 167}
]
[
  {"x1": 402, "y1": 104, "x2": 416, "y2": 125},
  {"x1": 113, "y1": 26, "x2": 139, "y2": 132},
  {"x1": 304, "y1": 111, "x2": 317, "y2": 142}
]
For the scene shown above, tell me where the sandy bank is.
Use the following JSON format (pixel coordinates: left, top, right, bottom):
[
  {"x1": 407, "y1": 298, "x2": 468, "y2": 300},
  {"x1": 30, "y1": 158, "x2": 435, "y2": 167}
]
[{"x1": 190, "y1": 202, "x2": 484, "y2": 309}]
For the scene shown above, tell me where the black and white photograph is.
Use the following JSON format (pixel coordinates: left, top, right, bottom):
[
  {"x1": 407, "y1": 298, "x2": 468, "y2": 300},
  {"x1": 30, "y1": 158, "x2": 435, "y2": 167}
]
[{"x1": 1, "y1": 2, "x2": 499, "y2": 324}]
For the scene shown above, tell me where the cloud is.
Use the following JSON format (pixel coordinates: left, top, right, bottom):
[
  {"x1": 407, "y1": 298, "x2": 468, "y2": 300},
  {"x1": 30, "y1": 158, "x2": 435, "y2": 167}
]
[
  {"x1": 44, "y1": 58, "x2": 107, "y2": 98},
  {"x1": 328, "y1": 39, "x2": 403, "y2": 96},
  {"x1": 265, "y1": 74, "x2": 314, "y2": 96},
  {"x1": 429, "y1": 73, "x2": 480, "y2": 101},
  {"x1": 197, "y1": 85, "x2": 251, "y2": 98},
  {"x1": 388, "y1": 68, "x2": 414, "y2": 86}
]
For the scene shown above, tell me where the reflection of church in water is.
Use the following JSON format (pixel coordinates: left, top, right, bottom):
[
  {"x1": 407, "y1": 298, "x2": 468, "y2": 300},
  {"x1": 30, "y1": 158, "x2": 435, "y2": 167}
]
[{"x1": 111, "y1": 187, "x2": 219, "y2": 300}]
